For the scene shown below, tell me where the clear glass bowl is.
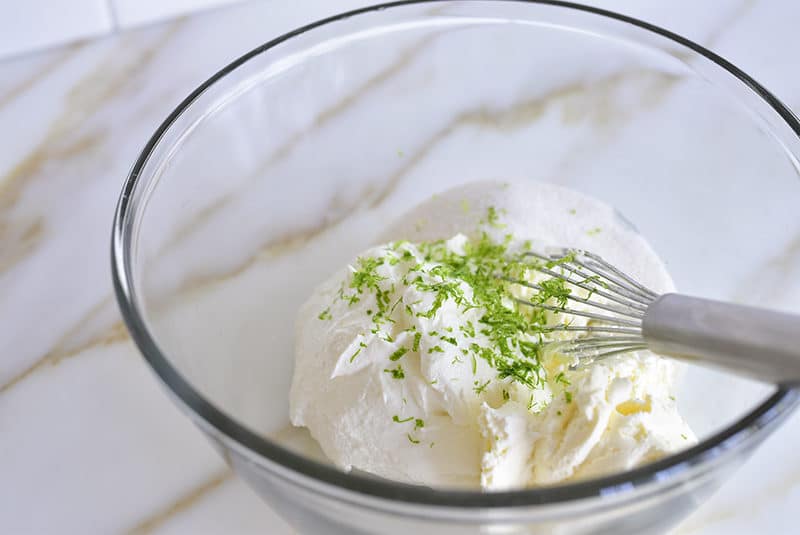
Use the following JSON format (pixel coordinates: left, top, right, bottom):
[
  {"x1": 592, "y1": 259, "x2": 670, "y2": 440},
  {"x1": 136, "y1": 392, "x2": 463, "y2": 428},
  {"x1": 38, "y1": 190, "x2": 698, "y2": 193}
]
[{"x1": 112, "y1": 1, "x2": 800, "y2": 533}]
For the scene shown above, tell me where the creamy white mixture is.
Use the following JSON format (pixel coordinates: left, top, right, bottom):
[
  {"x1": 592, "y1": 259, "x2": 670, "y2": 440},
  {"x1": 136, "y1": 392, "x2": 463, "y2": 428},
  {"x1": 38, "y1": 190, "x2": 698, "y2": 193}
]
[{"x1": 290, "y1": 181, "x2": 696, "y2": 490}]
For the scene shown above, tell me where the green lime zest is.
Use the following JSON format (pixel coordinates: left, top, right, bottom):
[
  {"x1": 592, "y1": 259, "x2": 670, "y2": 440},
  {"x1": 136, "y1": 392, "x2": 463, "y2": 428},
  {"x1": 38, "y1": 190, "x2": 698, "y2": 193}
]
[
  {"x1": 383, "y1": 365, "x2": 405, "y2": 379},
  {"x1": 545, "y1": 251, "x2": 576, "y2": 269},
  {"x1": 473, "y1": 379, "x2": 491, "y2": 395},
  {"x1": 389, "y1": 346, "x2": 409, "y2": 361},
  {"x1": 535, "y1": 278, "x2": 572, "y2": 308},
  {"x1": 349, "y1": 341, "x2": 367, "y2": 363}
]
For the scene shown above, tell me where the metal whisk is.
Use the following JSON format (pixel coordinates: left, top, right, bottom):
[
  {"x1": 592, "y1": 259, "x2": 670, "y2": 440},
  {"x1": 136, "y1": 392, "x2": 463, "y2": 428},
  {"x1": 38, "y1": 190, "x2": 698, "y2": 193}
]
[{"x1": 506, "y1": 248, "x2": 800, "y2": 385}]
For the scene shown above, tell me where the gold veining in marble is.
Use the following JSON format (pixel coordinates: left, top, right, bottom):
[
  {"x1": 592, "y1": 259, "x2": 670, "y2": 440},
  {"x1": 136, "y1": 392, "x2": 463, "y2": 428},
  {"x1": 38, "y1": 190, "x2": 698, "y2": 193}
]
[
  {"x1": 376, "y1": 70, "x2": 679, "y2": 207},
  {"x1": 0, "y1": 217, "x2": 43, "y2": 273},
  {"x1": 152, "y1": 209, "x2": 347, "y2": 308},
  {"x1": 0, "y1": 300, "x2": 127, "y2": 395},
  {"x1": 125, "y1": 470, "x2": 233, "y2": 534},
  {"x1": 1, "y1": 3, "x2": 790, "y2": 532},
  {"x1": 152, "y1": 0, "x2": 756, "y2": 278},
  {"x1": 0, "y1": 129, "x2": 108, "y2": 273},
  {"x1": 0, "y1": 43, "x2": 82, "y2": 110},
  {"x1": 0, "y1": 22, "x2": 184, "y2": 276},
  {"x1": 158, "y1": 68, "x2": 680, "y2": 308},
  {"x1": 158, "y1": 35, "x2": 436, "y2": 254},
  {"x1": 702, "y1": 0, "x2": 756, "y2": 49},
  {"x1": 0, "y1": 63, "x2": 682, "y2": 413}
]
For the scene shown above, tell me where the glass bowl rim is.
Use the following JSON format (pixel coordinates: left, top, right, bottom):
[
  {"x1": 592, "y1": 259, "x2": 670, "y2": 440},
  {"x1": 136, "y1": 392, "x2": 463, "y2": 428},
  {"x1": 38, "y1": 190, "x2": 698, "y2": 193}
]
[{"x1": 111, "y1": 0, "x2": 800, "y2": 509}]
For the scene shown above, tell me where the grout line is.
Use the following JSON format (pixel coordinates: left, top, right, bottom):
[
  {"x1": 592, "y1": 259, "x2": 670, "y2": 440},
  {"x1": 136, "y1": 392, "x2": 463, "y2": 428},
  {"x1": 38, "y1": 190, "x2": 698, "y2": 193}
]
[{"x1": 105, "y1": 0, "x2": 121, "y2": 32}]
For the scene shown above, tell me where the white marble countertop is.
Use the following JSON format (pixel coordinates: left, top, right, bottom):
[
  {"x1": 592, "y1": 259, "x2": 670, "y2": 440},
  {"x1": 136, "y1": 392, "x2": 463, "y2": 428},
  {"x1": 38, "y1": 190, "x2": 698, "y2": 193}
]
[{"x1": 2, "y1": 0, "x2": 800, "y2": 533}]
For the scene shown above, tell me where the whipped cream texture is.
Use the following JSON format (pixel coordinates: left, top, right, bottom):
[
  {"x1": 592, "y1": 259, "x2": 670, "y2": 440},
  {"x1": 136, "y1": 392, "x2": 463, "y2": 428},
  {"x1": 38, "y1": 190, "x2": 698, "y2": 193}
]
[{"x1": 290, "y1": 181, "x2": 696, "y2": 490}]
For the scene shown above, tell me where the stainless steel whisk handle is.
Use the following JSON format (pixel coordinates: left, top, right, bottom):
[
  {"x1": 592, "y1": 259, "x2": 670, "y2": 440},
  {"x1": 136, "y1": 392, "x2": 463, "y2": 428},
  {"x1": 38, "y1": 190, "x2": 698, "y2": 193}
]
[{"x1": 643, "y1": 294, "x2": 800, "y2": 385}]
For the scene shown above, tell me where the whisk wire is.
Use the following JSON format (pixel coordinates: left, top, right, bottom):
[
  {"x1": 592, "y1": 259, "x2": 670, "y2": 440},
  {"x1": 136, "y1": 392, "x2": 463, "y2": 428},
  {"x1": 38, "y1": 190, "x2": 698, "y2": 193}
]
[
  {"x1": 523, "y1": 252, "x2": 651, "y2": 310},
  {"x1": 507, "y1": 249, "x2": 661, "y2": 364},
  {"x1": 569, "y1": 345, "x2": 649, "y2": 366},
  {"x1": 566, "y1": 257, "x2": 654, "y2": 306},
  {"x1": 503, "y1": 277, "x2": 645, "y2": 320},
  {"x1": 555, "y1": 336, "x2": 646, "y2": 354},
  {"x1": 577, "y1": 251, "x2": 658, "y2": 302},
  {"x1": 537, "y1": 325, "x2": 642, "y2": 335},
  {"x1": 513, "y1": 298, "x2": 642, "y2": 328}
]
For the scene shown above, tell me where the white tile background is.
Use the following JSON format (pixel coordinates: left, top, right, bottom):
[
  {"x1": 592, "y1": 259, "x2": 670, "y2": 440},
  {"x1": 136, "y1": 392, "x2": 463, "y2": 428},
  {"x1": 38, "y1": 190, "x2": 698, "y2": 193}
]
[{"x1": 0, "y1": 0, "x2": 246, "y2": 60}]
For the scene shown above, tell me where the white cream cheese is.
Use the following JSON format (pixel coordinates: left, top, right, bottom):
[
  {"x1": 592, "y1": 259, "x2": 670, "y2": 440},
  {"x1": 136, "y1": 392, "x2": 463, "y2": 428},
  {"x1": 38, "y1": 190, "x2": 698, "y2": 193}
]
[{"x1": 289, "y1": 180, "x2": 696, "y2": 490}]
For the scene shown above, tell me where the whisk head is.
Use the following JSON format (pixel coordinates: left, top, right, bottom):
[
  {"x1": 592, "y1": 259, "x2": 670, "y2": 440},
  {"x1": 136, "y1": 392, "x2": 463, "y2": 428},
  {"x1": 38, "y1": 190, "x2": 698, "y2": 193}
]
[{"x1": 505, "y1": 248, "x2": 660, "y2": 363}]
